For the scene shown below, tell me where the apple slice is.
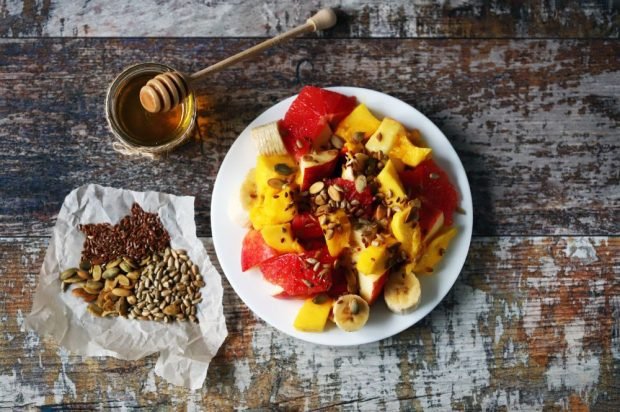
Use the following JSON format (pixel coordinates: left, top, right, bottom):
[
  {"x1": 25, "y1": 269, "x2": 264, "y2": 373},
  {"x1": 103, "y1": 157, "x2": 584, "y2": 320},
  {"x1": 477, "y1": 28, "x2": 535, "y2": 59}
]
[
  {"x1": 241, "y1": 230, "x2": 279, "y2": 272},
  {"x1": 419, "y1": 206, "x2": 444, "y2": 242},
  {"x1": 299, "y1": 149, "x2": 339, "y2": 191},
  {"x1": 357, "y1": 270, "x2": 389, "y2": 305}
]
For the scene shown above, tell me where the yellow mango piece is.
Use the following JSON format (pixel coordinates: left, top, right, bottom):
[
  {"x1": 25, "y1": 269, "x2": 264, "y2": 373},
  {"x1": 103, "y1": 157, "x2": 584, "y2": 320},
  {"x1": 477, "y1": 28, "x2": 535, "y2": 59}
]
[
  {"x1": 320, "y1": 210, "x2": 352, "y2": 257},
  {"x1": 356, "y1": 244, "x2": 389, "y2": 275},
  {"x1": 249, "y1": 187, "x2": 296, "y2": 229},
  {"x1": 414, "y1": 227, "x2": 458, "y2": 275},
  {"x1": 377, "y1": 159, "x2": 407, "y2": 201},
  {"x1": 293, "y1": 296, "x2": 334, "y2": 332},
  {"x1": 254, "y1": 154, "x2": 297, "y2": 195},
  {"x1": 365, "y1": 118, "x2": 406, "y2": 155},
  {"x1": 260, "y1": 223, "x2": 303, "y2": 253},
  {"x1": 390, "y1": 206, "x2": 423, "y2": 259},
  {"x1": 390, "y1": 135, "x2": 432, "y2": 167},
  {"x1": 335, "y1": 104, "x2": 381, "y2": 144}
]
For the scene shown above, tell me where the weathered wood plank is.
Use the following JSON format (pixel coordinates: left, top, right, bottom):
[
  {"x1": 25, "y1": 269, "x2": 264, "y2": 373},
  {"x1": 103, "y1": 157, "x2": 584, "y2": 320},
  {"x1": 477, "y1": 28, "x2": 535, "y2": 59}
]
[
  {"x1": 0, "y1": 236, "x2": 617, "y2": 409},
  {"x1": 0, "y1": 38, "x2": 618, "y2": 237},
  {"x1": 0, "y1": 0, "x2": 617, "y2": 39}
]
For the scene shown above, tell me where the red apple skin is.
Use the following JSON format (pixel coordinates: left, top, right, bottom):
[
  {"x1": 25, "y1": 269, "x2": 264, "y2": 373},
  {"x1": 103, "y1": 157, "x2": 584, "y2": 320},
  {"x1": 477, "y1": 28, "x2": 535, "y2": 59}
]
[
  {"x1": 358, "y1": 270, "x2": 389, "y2": 305},
  {"x1": 300, "y1": 150, "x2": 339, "y2": 191},
  {"x1": 419, "y1": 207, "x2": 444, "y2": 242},
  {"x1": 241, "y1": 230, "x2": 279, "y2": 272}
]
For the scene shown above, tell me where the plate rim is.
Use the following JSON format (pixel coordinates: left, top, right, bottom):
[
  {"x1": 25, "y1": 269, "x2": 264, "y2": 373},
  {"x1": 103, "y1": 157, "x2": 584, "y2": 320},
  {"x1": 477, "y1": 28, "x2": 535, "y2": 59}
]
[{"x1": 211, "y1": 86, "x2": 473, "y2": 346}]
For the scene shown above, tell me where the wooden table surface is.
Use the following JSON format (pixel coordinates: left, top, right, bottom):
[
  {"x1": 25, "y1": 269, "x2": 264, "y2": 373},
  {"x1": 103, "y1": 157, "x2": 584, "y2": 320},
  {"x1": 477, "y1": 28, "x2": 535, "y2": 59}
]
[{"x1": 1, "y1": 1, "x2": 618, "y2": 410}]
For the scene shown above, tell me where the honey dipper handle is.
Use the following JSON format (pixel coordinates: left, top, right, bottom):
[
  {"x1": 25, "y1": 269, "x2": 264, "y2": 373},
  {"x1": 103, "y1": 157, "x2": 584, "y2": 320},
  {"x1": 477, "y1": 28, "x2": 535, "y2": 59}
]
[{"x1": 189, "y1": 8, "x2": 337, "y2": 81}]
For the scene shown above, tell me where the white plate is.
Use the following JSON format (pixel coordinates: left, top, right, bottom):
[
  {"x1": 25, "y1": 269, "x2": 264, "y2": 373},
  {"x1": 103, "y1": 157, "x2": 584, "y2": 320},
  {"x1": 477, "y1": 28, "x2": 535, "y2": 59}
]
[{"x1": 211, "y1": 87, "x2": 473, "y2": 346}]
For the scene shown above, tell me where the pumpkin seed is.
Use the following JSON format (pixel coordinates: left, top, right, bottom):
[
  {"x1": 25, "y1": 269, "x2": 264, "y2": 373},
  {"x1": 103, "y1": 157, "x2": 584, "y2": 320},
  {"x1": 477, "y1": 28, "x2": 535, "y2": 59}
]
[
  {"x1": 274, "y1": 163, "x2": 295, "y2": 175},
  {"x1": 330, "y1": 135, "x2": 344, "y2": 149},
  {"x1": 76, "y1": 269, "x2": 90, "y2": 280},
  {"x1": 312, "y1": 294, "x2": 328, "y2": 304},
  {"x1": 87, "y1": 304, "x2": 103, "y2": 317},
  {"x1": 106, "y1": 258, "x2": 123, "y2": 269},
  {"x1": 86, "y1": 280, "x2": 103, "y2": 290},
  {"x1": 111, "y1": 288, "x2": 131, "y2": 297},
  {"x1": 119, "y1": 261, "x2": 133, "y2": 273},
  {"x1": 267, "y1": 178, "x2": 285, "y2": 190},
  {"x1": 60, "y1": 268, "x2": 78, "y2": 280},
  {"x1": 117, "y1": 274, "x2": 130, "y2": 287},
  {"x1": 102, "y1": 267, "x2": 120, "y2": 279},
  {"x1": 92, "y1": 265, "x2": 102, "y2": 281}
]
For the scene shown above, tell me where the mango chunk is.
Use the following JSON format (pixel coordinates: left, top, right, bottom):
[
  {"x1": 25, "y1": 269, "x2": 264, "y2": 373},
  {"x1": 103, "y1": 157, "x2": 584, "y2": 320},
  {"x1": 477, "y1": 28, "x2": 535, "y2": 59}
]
[
  {"x1": 249, "y1": 186, "x2": 296, "y2": 229},
  {"x1": 260, "y1": 223, "x2": 303, "y2": 253},
  {"x1": 390, "y1": 135, "x2": 432, "y2": 167},
  {"x1": 335, "y1": 104, "x2": 381, "y2": 144},
  {"x1": 319, "y1": 210, "x2": 351, "y2": 257},
  {"x1": 414, "y1": 227, "x2": 458, "y2": 275},
  {"x1": 293, "y1": 296, "x2": 334, "y2": 332},
  {"x1": 255, "y1": 154, "x2": 297, "y2": 195},
  {"x1": 356, "y1": 244, "x2": 390, "y2": 275},
  {"x1": 390, "y1": 206, "x2": 423, "y2": 260},
  {"x1": 377, "y1": 159, "x2": 407, "y2": 201},
  {"x1": 365, "y1": 118, "x2": 406, "y2": 155}
]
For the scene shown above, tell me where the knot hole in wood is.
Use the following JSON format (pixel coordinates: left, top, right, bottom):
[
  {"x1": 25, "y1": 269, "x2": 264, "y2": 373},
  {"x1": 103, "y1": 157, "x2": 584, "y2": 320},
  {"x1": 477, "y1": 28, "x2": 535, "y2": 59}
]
[{"x1": 295, "y1": 58, "x2": 314, "y2": 85}]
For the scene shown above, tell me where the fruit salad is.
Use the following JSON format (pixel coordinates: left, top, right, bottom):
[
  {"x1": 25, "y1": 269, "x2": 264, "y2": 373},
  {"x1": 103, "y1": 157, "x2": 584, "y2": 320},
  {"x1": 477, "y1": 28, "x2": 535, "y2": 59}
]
[{"x1": 237, "y1": 86, "x2": 460, "y2": 333}]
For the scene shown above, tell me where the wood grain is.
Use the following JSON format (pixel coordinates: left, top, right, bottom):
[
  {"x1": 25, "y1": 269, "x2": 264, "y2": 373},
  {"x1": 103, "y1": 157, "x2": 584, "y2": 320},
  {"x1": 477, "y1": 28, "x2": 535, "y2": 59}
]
[
  {"x1": 0, "y1": 0, "x2": 617, "y2": 38},
  {"x1": 0, "y1": 38, "x2": 618, "y2": 237},
  {"x1": 0, "y1": 236, "x2": 617, "y2": 409}
]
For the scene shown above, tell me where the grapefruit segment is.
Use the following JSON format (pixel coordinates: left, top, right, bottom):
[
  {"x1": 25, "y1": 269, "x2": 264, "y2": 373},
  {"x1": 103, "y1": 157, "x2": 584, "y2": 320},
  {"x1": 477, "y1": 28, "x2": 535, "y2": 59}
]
[
  {"x1": 281, "y1": 86, "x2": 357, "y2": 160},
  {"x1": 400, "y1": 159, "x2": 459, "y2": 226}
]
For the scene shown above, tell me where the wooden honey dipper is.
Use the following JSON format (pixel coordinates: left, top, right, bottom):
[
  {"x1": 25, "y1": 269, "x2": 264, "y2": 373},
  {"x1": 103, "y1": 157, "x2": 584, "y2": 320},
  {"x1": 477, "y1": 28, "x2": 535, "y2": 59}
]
[{"x1": 139, "y1": 8, "x2": 337, "y2": 113}]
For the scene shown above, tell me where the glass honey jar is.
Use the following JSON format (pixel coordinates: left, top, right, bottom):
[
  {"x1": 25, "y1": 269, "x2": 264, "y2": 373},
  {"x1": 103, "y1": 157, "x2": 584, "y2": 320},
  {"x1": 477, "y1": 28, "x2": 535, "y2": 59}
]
[{"x1": 106, "y1": 63, "x2": 196, "y2": 155}]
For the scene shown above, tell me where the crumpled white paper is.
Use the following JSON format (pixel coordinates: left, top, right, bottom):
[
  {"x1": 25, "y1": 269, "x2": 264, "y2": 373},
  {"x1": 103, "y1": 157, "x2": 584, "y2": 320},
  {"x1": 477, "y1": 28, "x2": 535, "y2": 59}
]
[{"x1": 26, "y1": 184, "x2": 228, "y2": 389}]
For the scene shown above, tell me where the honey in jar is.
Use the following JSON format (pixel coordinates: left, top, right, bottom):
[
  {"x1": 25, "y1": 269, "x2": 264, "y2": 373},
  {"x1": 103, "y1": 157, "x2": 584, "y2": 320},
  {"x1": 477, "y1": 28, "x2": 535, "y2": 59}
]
[{"x1": 106, "y1": 63, "x2": 196, "y2": 153}]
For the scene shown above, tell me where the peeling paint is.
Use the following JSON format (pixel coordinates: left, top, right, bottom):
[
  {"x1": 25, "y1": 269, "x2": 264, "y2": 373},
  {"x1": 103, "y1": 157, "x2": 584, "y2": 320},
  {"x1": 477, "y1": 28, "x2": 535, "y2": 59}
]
[
  {"x1": 564, "y1": 237, "x2": 599, "y2": 264},
  {"x1": 0, "y1": 369, "x2": 46, "y2": 407},
  {"x1": 53, "y1": 348, "x2": 77, "y2": 404},
  {"x1": 412, "y1": 284, "x2": 491, "y2": 409},
  {"x1": 545, "y1": 319, "x2": 600, "y2": 396}
]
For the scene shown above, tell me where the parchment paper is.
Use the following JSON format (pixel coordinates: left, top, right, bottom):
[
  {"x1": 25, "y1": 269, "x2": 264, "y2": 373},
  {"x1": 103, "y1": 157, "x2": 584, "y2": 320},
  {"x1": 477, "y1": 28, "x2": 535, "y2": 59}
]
[{"x1": 26, "y1": 184, "x2": 228, "y2": 389}]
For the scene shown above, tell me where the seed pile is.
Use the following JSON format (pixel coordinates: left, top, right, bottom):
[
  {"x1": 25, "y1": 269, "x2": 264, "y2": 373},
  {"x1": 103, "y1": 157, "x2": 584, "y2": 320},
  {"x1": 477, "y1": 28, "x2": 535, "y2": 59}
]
[
  {"x1": 61, "y1": 202, "x2": 203, "y2": 324},
  {"x1": 130, "y1": 248, "x2": 204, "y2": 323},
  {"x1": 79, "y1": 203, "x2": 170, "y2": 264},
  {"x1": 61, "y1": 248, "x2": 203, "y2": 323}
]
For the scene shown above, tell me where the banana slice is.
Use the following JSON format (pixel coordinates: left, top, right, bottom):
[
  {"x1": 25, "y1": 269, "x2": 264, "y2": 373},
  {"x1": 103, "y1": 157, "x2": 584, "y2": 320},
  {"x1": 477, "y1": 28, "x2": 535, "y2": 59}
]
[
  {"x1": 383, "y1": 269, "x2": 421, "y2": 314},
  {"x1": 333, "y1": 294, "x2": 370, "y2": 332},
  {"x1": 240, "y1": 168, "x2": 257, "y2": 211},
  {"x1": 229, "y1": 168, "x2": 257, "y2": 227},
  {"x1": 251, "y1": 121, "x2": 288, "y2": 156}
]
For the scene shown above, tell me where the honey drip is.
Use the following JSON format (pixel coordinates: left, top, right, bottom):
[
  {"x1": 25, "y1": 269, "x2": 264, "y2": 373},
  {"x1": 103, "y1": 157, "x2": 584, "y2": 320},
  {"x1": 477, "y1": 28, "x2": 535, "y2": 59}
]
[{"x1": 117, "y1": 73, "x2": 184, "y2": 146}]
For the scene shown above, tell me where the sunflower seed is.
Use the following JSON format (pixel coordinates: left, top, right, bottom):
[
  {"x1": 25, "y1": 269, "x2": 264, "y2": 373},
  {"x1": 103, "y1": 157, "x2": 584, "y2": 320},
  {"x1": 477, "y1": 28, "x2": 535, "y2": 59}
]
[
  {"x1": 309, "y1": 181, "x2": 325, "y2": 195},
  {"x1": 327, "y1": 186, "x2": 342, "y2": 202},
  {"x1": 355, "y1": 175, "x2": 367, "y2": 193}
]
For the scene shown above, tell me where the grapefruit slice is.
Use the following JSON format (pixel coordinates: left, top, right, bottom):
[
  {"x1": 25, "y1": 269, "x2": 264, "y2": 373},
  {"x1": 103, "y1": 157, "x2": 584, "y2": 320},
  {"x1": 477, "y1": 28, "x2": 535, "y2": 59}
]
[
  {"x1": 281, "y1": 86, "x2": 357, "y2": 160},
  {"x1": 400, "y1": 159, "x2": 459, "y2": 226},
  {"x1": 259, "y1": 248, "x2": 335, "y2": 297}
]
